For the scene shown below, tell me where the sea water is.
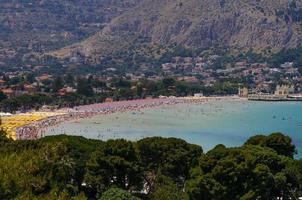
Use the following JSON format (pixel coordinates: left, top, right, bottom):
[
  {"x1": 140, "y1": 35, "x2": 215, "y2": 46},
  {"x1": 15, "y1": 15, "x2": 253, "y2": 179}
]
[{"x1": 45, "y1": 100, "x2": 302, "y2": 158}]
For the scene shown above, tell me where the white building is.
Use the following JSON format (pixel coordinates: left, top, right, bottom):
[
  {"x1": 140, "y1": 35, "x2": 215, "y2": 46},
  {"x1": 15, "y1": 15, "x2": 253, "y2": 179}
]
[{"x1": 194, "y1": 93, "x2": 204, "y2": 97}]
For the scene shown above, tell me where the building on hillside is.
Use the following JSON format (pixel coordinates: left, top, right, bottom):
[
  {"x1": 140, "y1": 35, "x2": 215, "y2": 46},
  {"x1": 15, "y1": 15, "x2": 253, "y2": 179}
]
[
  {"x1": 274, "y1": 85, "x2": 295, "y2": 96},
  {"x1": 238, "y1": 87, "x2": 249, "y2": 97},
  {"x1": 181, "y1": 76, "x2": 199, "y2": 84},
  {"x1": 58, "y1": 88, "x2": 66, "y2": 96},
  {"x1": 0, "y1": 88, "x2": 15, "y2": 98},
  {"x1": 105, "y1": 98, "x2": 114, "y2": 103},
  {"x1": 0, "y1": 80, "x2": 6, "y2": 89},
  {"x1": 36, "y1": 74, "x2": 52, "y2": 82},
  {"x1": 57, "y1": 87, "x2": 76, "y2": 96},
  {"x1": 23, "y1": 84, "x2": 36, "y2": 94}
]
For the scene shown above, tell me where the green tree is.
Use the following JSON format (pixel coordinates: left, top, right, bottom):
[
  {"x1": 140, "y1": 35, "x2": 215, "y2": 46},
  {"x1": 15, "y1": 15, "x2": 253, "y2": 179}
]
[
  {"x1": 264, "y1": 133, "x2": 296, "y2": 158},
  {"x1": 162, "y1": 77, "x2": 176, "y2": 89},
  {"x1": 65, "y1": 74, "x2": 75, "y2": 87},
  {"x1": 99, "y1": 187, "x2": 140, "y2": 200},
  {"x1": 52, "y1": 76, "x2": 64, "y2": 93},
  {"x1": 244, "y1": 135, "x2": 266, "y2": 145},
  {"x1": 136, "y1": 137, "x2": 203, "y2": 192},
  {"x1": 0, "y1": 133, "x2": 300, "y2": 199},
  {"x1": 151, "y1": 174, "x2": 189, "y2": 200},
  {"x1": 0, "y1": 98, "x2": 19, "y2": 113},
  {"x1": 76, "y1": 78, "x2": 94, "y2": 97},
  {"x1": 25, "y1": 73, "x2": 35, "y2": 84},
  {"x1": 186, "y1": 143, "x2": 299, "y2": 200},
  {"x1": 245, "y1": 133, "x2": 296, "y2": 158},
  {"x1": 84, "y1": 139, "x2": 142, "y2": 198},
  {"x1": 0, "y1": 92, "x2": 7, "y2": 102}
]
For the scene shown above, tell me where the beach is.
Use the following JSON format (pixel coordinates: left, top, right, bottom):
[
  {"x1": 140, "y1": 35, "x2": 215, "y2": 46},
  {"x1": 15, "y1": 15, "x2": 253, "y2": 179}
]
[
  {"x1": 2, "y1": 96, "x2": 302, "y2": 157},
  {"x1": 3, "y1": 96, "x2": 237, "y2": 140},
  {"x1": 43, "y1": 98, "x2": 302, "y2": 158}
]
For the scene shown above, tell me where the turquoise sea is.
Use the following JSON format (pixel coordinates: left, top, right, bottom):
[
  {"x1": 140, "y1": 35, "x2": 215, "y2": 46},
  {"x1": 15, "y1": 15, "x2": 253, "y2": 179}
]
[{"x1": 45, "y1": 100, "x2": 302, "y2": 158}]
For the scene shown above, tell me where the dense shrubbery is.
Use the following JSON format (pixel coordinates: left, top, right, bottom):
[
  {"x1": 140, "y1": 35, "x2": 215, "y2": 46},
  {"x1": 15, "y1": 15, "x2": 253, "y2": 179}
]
[
  {"x1": 0, "y1": 94, "x2": 53, "y2": 113},
  {"x1": 0, "y1": 132, "x2": 301, "y2": 199},
  {"x1": 270, "y1": 46, "x2": 302, "y2": 70}
]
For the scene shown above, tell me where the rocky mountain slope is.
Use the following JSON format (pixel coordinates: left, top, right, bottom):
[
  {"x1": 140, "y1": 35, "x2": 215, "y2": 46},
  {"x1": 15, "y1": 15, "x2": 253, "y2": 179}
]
[
  {"x1": 50, "y1": 0, "x2": 302, "y2": 58},
  {"x1": 0, "y1": 0, "x2": 139, "y2": 54}
]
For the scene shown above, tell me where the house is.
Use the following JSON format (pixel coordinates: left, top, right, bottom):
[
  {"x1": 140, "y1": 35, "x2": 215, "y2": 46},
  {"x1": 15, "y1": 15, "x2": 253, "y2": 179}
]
[
  {"x1": 235, "y1": 61, "x2": 247, "y2": 68},
  {"x1": 238, "y1": 87, "x2": 249, "y2": 97},
  {"x1": 194, "y1": 93, "x2": 204, "y2": 98},
  {"x1": 274, "y1": 85, "x2": 295, "y2": 96},
  {"x1": 58, "y1": 87, "x2": 76, "y2": 96},
  {"x1": 280, "y1": 62, "x2": 294, "y2": 68},
  {"x1": 182, "y1": 76, "x2": 199, "y2": 84},
  {"x1": 58, "y1": 88, "x2": 66, "y2": 96},
  {"x1": 66, "y1": 87, "x2": 76, "y2": 93},
  {"x1": 0, "y1": 80, "x2": 6, "y2": 89},
  {"x1": 36, "y1": 74, "x2": 52, "y2": 82},
  {"x1": 184, "y1": 57, "x2": 193, "y2": 63},
  {"x1": 0, "y1": 88, "x2": 14, "y2": 98},
  {"x1": 104, "y1": 98, "x2": 114, "y2": 103},
  {"x1": 162, "y1": 63, "x2": 173, "y2": 71},
  {"x1": 23, "y1": 84, "x2": 36, "y2": 94}
]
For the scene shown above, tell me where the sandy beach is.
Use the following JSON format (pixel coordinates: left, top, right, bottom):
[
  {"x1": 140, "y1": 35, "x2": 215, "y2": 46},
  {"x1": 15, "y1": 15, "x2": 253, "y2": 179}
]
[
  {"x1": 43, "y1": 98, "x2": 302, "y2": 158},
  {"x1": 7, "y1": 96, "x2": 239, "y2": 140}
]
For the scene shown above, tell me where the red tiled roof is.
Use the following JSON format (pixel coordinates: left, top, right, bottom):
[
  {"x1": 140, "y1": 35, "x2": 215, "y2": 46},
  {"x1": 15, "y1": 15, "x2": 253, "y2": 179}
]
[{"x1": 1, "y1": 88, "x2": 13, "y2": 94}]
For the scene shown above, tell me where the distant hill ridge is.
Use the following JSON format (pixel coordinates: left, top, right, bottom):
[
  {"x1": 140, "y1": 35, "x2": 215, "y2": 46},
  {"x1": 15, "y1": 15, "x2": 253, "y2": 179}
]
[
  {"x1": 50, "y1": 0, "x2": 302, "y2": 58},
  {"x1": 0, "y1": 0, "x2": 139, "y2": 54}
]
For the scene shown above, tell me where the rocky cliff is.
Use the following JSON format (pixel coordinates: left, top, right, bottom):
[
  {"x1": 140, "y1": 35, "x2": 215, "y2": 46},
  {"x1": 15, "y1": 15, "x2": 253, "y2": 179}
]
[{"x1": 50, "y1": 0, "x2": 302, "y2": 58}]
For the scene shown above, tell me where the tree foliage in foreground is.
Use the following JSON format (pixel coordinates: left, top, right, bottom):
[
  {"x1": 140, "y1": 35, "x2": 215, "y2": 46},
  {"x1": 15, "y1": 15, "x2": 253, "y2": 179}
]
[
  {"x1": 0, "y1": 133, "x2": 301, "y2": 200},
  {"x1": 245, "y1": 132, "x2": 296, "y2": 158},
  {"x1": 99, "y1": 187, "x2": 140, "y2": 200}
]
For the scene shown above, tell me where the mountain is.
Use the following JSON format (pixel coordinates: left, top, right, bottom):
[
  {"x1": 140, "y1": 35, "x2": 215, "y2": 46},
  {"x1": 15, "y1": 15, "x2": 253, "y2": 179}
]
[
  {"x1": 0, "y1": 0, "x2": 139, "y2": 55},
  {"x1": 50, "y1": 0, "x2": 302, "y2": 59}
]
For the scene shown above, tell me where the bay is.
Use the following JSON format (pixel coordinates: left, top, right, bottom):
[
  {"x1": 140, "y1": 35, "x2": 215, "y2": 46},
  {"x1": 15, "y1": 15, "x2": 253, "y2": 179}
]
[{"x1": 45, "y1": 100, "x2": 302, "y2": 158}]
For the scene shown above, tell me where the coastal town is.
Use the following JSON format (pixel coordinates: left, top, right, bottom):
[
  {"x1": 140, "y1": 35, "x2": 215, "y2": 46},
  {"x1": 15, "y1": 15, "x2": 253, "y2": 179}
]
[
  {"x1": 1, "y1": 81, "x2": 302, "y2": 141},
  {"x1": 1, "y1": 54, "x2": 302, "y2": 99},
  {"x1": 1, "y1": 52, "x2": 302, "y2": 141},
  {"x1": 1, "y1": 46, "x2": 302, "y2": 142},
  {"x1": 161, "y1": 56, "x2": 302, "y2": 90}
]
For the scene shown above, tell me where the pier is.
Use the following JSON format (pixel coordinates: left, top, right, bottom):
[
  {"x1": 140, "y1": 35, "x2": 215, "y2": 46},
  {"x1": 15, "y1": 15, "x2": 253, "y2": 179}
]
[
  {"x1": 240, "y1": 84, "x2": 302, "y2": 101},
  {"x1": 248, "y1": 94, "x2": 302, "y2": 101}
]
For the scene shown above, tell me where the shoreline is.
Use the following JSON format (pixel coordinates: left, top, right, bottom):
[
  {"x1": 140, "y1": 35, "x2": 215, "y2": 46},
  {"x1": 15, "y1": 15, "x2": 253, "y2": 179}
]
[{"x1": 14, "y1": 96, "x2": 240, "y2": 140}]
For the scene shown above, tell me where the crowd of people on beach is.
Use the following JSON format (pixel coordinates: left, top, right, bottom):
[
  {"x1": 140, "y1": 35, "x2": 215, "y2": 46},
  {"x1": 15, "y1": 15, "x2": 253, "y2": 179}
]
[
  {"x1": 15, "y1": 97, "x2": 232, "y2": 140},
  {"x1": 16, "y1": 115, "x2": 71, "y2": 139}
]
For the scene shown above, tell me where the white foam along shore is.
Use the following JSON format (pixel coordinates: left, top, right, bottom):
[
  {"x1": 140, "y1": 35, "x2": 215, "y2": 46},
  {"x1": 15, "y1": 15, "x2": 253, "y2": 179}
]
[{"x1": 14, "y1": 96, "x2": 241, "y2": 140}]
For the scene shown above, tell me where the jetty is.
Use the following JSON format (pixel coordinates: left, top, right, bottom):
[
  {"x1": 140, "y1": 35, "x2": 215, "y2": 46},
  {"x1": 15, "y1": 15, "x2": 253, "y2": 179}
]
[
  {"x1": 239, "y1": 84, "x2": 302, "y2": 102},
  {"x1": 248, "y1": 94, "x2": 302, "y2": 101}
]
